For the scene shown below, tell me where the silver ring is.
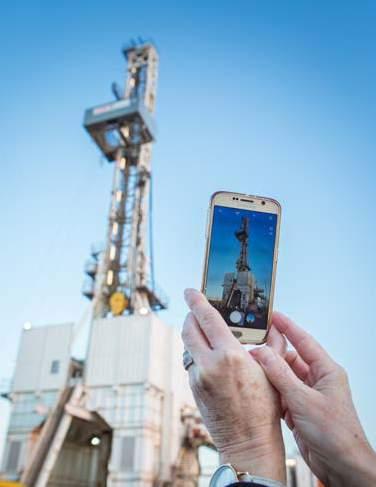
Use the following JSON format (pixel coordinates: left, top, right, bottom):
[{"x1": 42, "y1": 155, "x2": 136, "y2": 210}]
[{"x1": 183, "y1": 350, "x2": 194, "y2": 371}]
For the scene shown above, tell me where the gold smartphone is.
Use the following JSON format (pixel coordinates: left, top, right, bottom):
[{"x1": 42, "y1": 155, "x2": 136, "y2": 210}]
[{"x1": 201, "y1": 191, "x2": 281, "y2": 344}]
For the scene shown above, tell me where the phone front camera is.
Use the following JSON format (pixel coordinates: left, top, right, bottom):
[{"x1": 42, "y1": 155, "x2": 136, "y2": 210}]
[{"x1": 262, "y1": 201, "x2": 266, "y2": 205}]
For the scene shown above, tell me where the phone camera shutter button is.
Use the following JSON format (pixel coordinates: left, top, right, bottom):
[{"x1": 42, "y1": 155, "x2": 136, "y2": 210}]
[{"x1": 229, "y1": 310, "x2": 242, "y2": 324}]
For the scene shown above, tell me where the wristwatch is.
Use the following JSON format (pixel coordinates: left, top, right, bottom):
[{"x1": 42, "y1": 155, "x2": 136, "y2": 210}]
[{"x1": 209, "y1": 464, "x2": 286, "y2": 487}]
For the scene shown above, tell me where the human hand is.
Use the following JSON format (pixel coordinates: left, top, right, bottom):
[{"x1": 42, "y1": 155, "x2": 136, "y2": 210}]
[
  {"x1": 182, "y1": 289, "x2": 286, "y2": 483},
  {"x1": 251, "y1": 312, "x2": 376, "y2": 487}
]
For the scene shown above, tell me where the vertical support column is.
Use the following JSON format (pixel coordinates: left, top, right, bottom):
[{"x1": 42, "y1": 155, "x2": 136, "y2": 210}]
[
  {"x1": 121, "y1": 44, "x2": 158, "y2": 313},
  {"x1": 130, "y1": 143, "x2": 152, "y2": 311},
  {"x1": 93, "y1": 148, "x2": 129, "y2": 319}
]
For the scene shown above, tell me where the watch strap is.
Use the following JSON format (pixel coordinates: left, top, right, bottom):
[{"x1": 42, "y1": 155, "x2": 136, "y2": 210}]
[
  {"x1": 227, "y1": 479, "x2": 286, "y2": 487},
  {"x1": 239, "y1": 473, "x2": 285, "y2": 486},
  {"x1": 209, "y1": 463, "x2": 286, "y2": 487}
]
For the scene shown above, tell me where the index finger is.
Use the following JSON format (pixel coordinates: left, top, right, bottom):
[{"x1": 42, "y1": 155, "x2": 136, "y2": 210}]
[
  {"x1": 181, "y1": 312, "x2": 211, "y2": 367},
  {"x1": 266, "y1": 325, "x2": 287, "y2": 357},
  {"x1": 184, "y1": 288, "x2": 239, "y2": 349},
  {"x1": 272, "y1": 311, "x2": 335, "y2": 370}
]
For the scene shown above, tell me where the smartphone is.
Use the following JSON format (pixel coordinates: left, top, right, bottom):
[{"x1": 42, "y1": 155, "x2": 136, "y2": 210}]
[{"x1": 201, "y1": 191, "x2": 281, "y2": 344}]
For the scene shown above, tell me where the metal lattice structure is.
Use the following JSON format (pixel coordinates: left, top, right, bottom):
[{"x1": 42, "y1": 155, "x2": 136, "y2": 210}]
[
  {"x1": 235, "y1": 216, "x2": 251, "y2": 272},
  {"x1": 82, "y1": 42, "x2": 167, "y2": 319}
]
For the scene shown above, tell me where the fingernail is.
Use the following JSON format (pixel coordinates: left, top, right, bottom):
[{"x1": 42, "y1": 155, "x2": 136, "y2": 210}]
[
  {"x1": 256, "y1": 346, "x2": 276, "y2": 365},
  {"x1": 184, "y1": 288, "x2": 200, "y2": 303}
]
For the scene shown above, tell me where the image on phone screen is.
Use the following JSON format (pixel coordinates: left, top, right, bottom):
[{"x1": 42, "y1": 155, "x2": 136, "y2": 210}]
[{"x1": 206, "y1": 206, "x2": 277, "y2": 330}]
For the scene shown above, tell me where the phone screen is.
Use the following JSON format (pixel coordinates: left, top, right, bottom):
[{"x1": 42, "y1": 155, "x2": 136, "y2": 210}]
[{"x1": 205, "y1": 205, "x2": 277, "y2": 330}]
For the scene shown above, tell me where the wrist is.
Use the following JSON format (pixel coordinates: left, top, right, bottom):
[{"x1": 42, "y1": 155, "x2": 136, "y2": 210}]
[
  {"x1": 218, "y1": 421, "x2": 286, "y2": 484},
  {"x1": 329, "y1": 443, "x2": 376, "y2": 487}
]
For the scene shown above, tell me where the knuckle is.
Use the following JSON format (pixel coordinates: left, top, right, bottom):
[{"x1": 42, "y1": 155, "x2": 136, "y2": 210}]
[
  {"x1": 298, "y1": 334, "x2": 313, "y2": 351},
  {"x1": 274, "y1": 367, "x2": 289, "y2": 385},
  {"x1": 191, "y1": 367, "x2": 213, "y2": 392},
  {"x1": 217, "y1": 348, "x2": 243, "y2": 367},
  {"x1": 334, "y1": 363, "x2": 348, "y2": 383},
  {"x1": 273, "y1": 364, "x2": 299, "y2": 395}
]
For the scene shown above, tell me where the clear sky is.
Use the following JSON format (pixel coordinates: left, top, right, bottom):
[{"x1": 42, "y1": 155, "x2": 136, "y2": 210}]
[
  {"x1": 1, "y1": 0, "x2": 375, "y2": 460},
  {"x1": 206, "y1": 206, "x2": 277, "y2": 299}
]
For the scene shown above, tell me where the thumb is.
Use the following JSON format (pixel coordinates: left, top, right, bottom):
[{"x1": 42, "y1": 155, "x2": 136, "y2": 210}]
[{"x1": 255, "y1": 345, "x2": 309, "y2": 404}]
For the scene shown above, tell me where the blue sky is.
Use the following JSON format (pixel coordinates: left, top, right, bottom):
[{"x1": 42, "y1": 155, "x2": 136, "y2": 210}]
[
  {"x1": 0, "y1": 0, "x2": 375, "y2": 458},
  {"x1": 206, "y1": 206, "x2": 277, "y2": 299}
]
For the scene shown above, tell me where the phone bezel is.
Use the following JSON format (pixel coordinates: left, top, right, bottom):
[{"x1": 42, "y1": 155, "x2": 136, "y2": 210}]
[{"x1": 201, "y1": 191, "x2": 281, "y2": 345}]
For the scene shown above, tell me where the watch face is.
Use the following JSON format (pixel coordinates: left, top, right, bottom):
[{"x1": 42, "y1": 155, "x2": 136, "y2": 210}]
[{"x1": 209, "y1": 465, "x2": 238, "y2": 487}]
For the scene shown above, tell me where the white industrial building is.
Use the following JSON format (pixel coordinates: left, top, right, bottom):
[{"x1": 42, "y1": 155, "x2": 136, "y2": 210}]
[
  {"x1": 1, "y1": 315, "x2": 200, "y2": 486},
  {"x1": 0, "y1": 320, "x2": 321, "y2": 487},
  {"x1": 1, "y1": 323, "x2": 75, "y2": 478},
  {"x1": 84, "y1": 314, "x2": 195, "y2": 485}
]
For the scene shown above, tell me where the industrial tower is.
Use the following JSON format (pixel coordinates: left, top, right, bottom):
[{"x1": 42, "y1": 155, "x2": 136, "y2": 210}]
[
  {"x1": 82, "y1": 41, "x2": 167, "y2": 319},
  {"x1": 1, "y1": 42, "x2": 214, "y2": 487},
  {"x1": 235, "y1": 217, "x2": 251, "y2": 272},
  {"x1": 79, "y1": 42, "x2": 208, "y2": 487}
]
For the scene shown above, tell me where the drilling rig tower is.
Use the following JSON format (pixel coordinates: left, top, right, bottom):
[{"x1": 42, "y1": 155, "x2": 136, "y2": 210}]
[
  {"x1": 82, "y1": 42, "x2": 167, "y2": 318},
  {"x1": 1, "y1": 42, "x2": 214, "y2": 487}
]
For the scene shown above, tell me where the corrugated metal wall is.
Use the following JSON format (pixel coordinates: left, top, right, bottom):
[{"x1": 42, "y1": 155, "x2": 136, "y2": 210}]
[
  {"x1": 85, "y1": 316, "x2": 151, "y2": 387},
  {"x1": 85, "y1": 314, "x2": 195, "y2": 486}
]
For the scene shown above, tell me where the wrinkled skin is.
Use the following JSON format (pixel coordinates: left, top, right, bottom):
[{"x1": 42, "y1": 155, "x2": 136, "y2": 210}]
[
  {"x1": 182, "y1": 289, "x2": 286, "y2": 483},
  {"x1": 182, "y1": 288, "x2": 376, "y2": 487},
  {"x1": 252, "y1": 312, "x2": 376, "y2": 487}
]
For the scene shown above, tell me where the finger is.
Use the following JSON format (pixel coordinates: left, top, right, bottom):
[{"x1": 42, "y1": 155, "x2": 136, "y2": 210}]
[
  {"x1": 184, "y1": 288, "x2": 239, "y2": 349},
  {"x1": 285, "y1": 350, "x2": 310, "y2": 383},
  {"x1": 272, "y1": 311, "x2": 335, "y2": 370},
  {"x1": 266, "y1": 325, "x2": 287, "y2": 357},
  {"x1": 284, "y1": 410, "x2": 294, "y2": 431},
  {"x1": 249, "y1": 325, "x2": 285, "y2": 360},
  {"x1": 255, "y1": 345, "x2": 310, "y2": 405},
  {"x1": 182, "y1": 312, "x2": 211, "y2": 366}
]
